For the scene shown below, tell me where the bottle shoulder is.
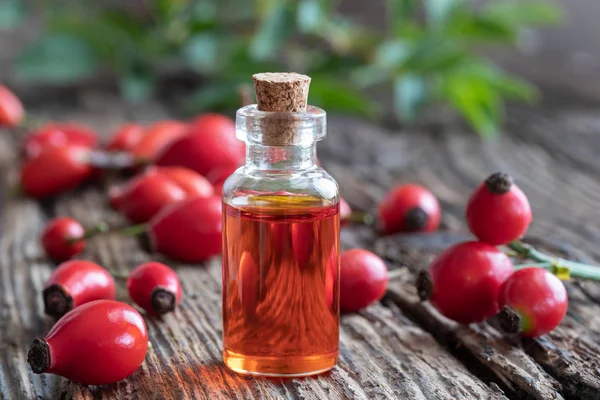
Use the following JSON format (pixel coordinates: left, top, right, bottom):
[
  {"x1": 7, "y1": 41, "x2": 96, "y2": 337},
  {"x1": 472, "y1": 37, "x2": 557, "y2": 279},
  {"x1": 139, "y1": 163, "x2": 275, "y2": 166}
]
[{"x1": 222, "y1": 166, "x2": 339, "y2": 203}]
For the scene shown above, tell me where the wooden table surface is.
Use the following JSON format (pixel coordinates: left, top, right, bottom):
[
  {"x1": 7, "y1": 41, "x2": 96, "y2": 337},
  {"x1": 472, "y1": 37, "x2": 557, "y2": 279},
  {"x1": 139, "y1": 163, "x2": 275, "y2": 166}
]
[{"x1": 1, "y1": 88, "x2": 599, "y2": 400}]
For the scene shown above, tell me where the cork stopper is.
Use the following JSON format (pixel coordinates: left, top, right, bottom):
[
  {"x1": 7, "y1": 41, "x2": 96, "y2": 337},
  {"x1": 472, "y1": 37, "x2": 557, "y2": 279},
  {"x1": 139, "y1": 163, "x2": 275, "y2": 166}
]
[
  {"x1": 253, "y1": 73, "x2": 311, "y2": 112},
  {"x1": 251, "y1": 73, "x2": 311, "y2": 145}
]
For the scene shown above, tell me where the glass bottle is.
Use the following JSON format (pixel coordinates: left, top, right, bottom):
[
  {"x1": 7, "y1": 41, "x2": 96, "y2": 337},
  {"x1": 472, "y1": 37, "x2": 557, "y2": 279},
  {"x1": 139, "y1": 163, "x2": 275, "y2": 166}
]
[{"x1": 221, "y1": 73, "x2": 340, "y2": 377}]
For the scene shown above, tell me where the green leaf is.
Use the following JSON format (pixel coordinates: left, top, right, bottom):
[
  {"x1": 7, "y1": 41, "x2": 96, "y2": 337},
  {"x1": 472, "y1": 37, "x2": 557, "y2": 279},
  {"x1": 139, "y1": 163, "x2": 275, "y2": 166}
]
[
  {"x1": 393, "y1": 74, "x2": 427, "y2": 120},
  {"x1": 449, "y1": 15, "x2": 516, "y2": 43},
  {"x1": 308, "y1": 79, "x2": 378, "y2": 118},
  {"x1": 49, "y1": 15, "x2": 138, "y2": 71},
  {"x1": 484, "y1": 0, "x2": 562, "y2": 27},
  {"x1": 250, "y1": 2, "x2": 294, "y2": 61},
  {"x1": 440, "y1": 69, "x2": 503, "y2": 138},
  {"x1": 297, "y1": 0, "x2": 324, "y2": 33},
  {"x1": 120, "y1": 73, "x2": 155, "y2": 103},
  {"x1": 403, "y1": 37, "x2": 466, "y2": 72},
  {"x1": 154, "y1": 0, "x2": 192, "y2": 20},
  {"x1": 192, "y1": 1, "x2": 218, "y2": 23},
  {"x1": 425, "y1": 0, "x2": 463, "y2": 27},
  {"x1": 186, "y1": 82, "x2": 241, "y2": 112},
  {"x1": 374, "y1": 40, "x2": 412, "y2": 70},
  {"x1": 0, "y1": 0, "x2": 26, "y2": 30},
  {"x1": 450, "y1": 61, "x2": 538, "y2": 102},
  {"x1": 183, "y1": 33, "x2": 219, "y2": 73},
  {"x1": 16, "y1": 34, "x2": 99, "y2": 83},
  {"x1": 351, "y1": 66, "x2": 389, "y2": 88},
  {"x1": 491, "y1": 75, "x2": 537, "y2": 102},
  {"x1": 218, "y1": 42, "x2": 280, "y2": 82},
  {"x1": 386, "y1": 0, "x2": 418, "y2": 23}
]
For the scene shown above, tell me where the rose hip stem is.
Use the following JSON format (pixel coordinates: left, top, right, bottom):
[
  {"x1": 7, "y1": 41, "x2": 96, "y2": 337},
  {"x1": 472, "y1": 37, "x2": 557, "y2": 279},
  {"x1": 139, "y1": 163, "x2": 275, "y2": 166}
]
[
  {"x1": 507, "y1": 240, "x2": 600, "y2": 281},
  {"x1": 120, "y1": 223, "x2": 148, "y2": 237},
  {"x1": 68, "y1": 222, "x2": 109, "y2": 243},
  {"x1": 346, "y1": 211, "x2": 375, "y2": 226}
]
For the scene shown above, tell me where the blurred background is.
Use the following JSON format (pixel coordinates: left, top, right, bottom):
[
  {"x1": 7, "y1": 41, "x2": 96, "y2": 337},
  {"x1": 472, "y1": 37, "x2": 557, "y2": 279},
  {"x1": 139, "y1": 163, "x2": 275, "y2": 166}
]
[{"x1": 0, "y1": 0, "x2": 597, "y2": 136}]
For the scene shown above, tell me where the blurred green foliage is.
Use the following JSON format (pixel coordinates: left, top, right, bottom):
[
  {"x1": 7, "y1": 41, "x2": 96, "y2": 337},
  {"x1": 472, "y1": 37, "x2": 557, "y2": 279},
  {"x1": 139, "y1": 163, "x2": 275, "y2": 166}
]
[{"x1": 4, "y1": 0, "x2": 561, "y2": 136}]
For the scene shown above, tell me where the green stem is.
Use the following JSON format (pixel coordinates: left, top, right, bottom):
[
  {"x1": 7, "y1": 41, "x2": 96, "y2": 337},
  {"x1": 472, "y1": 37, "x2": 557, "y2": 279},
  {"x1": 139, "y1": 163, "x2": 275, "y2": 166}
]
[
  {"x1": 513, "y1": 262, "x2": 554, "y2": 270},
  {"x1": 110, "y1": 272, "x2": 129, "y2": 280},
  {"x1": 67, "y1": 222, "x2": 109, "y2": 244},
  {"x1": 508, "y1": 241, "x2": 600, "y2": 281},
  {"x1": 121, "y1": 223, "x2": 147, "y2": 237},
  {"x1": 345, "y1": 211, "x2": 375, "y2": 226}
]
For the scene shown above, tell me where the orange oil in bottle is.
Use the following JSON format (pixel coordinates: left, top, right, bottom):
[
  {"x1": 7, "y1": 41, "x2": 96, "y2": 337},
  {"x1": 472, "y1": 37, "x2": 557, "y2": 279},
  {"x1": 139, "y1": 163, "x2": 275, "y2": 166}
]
[{"x1": 222, "y1": 195, "x2": 340, "y2": 377}]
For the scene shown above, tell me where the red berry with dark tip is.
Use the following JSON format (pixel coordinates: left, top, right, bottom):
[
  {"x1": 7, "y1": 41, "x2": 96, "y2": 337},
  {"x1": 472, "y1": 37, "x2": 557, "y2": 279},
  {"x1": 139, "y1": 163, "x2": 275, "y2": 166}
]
[
  {"x1": 131, "y1": 120, "x2": 188, "y2": 160},
  {"x1": 339, "y1": 249, "x2": 388, "y2": 312},
  {"x1": 23, "y1": 123, "x2": 97, "y2": 159},
  {"x1": 155, "y1": 113, "x2": 244, "y2": 177},
  {"x1": 466, "y1": 172, "x2": 532, "y2": 245},
  {"x1": 110, "y1": 170, "x2": 186, "y2": 223},
  {"x1": 110, "y1": 166, "x2": 213, "y2": 223},
  {"x1": 149, "y1": 196, "x2": 222, "y2": 262},
  {"x1": 421, "y1": 241, "x2": 514, "y2": 324},
  {"x1": 27, "y1": 300, "x2": 147, "y2": 385},
  {"x1": 379, "y1": 184, "x2": 441, "y2": 234},
  {"x1": 41, "y1": 217, "x2": 86, "y2": 261},
  {"x1": 106, "y1": 123, "x2": 144, "y2": 152},
  {"x1": 0, "y1": 85, "x2": 24, "y2": 128},
  {"x1": 21, "y1": 146, "x2": 93, "y2": 198},
  {"x1": 498, "y1": 268, "x2": 568, "y2": 337},
  {"x1": 127, "y1": 262, "x2": 182, "y2": 316},
  {"x1": 42, "y1": 260, "x2": 116, "y2": 318}
]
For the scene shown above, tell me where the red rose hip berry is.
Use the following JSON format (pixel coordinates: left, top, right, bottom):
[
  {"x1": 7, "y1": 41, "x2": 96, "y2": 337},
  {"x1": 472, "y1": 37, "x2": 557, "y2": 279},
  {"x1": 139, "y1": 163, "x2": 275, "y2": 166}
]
[
  {"x1": 131, "y1": 120, "x2": 188, "y2": 161},
  {"x1": 149, "y1": 195, "x2": 222, "y2": 262},
  {"x1": 43, "y1": 260, "x2": 116, "y2": 318},
  {"x1": 127, "y1": 262, "x2": 182, "y2": 316},
  {"x1": 41, "y1": 217, "x2": 85, "y2": 262},
  {"x1": 466, "y1": 172, "x2": 532, "y2": 245},
  {"x1": 106, "y1": 123, "x2": 144, "y2": 152},
  {"x1": 379, "y1": 184, "x2": 441, "y2": 234},
  {"x1": 27, "y1": 300, "x2": 148, "y2": 385},
  {"x1": 20, "y1": 146, "x2": 93, "y2": 198},
  {"x1": 0, "y1": 85, "x2": 24, "y2": 128},
  {"x1": 498, "y1": 268, "x2": 568, "y2": 337},
  {"x1": 155, "y1": 113, "x2": 244, "y2": 177},
  {"x1": 339, "y1": 249, "x2": 388, "y2": 312},
  {"x1": 41, "y1": 217, "x2": 107, "y2": 262},
  {"x1": 23, "y1": 123, "x2": 98, "y2": 159},
  {"x1": 418, "y1": 241, "x2": 514, "y2": 324},
  {"x1": 109, "y1": 166, "x2": 213, "y2": 223}
]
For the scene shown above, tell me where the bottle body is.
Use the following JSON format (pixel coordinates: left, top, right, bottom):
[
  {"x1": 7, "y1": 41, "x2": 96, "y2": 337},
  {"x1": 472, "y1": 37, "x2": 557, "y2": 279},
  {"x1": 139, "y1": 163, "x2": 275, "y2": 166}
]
[{"x1": 221, "y1": 105, "x2": 340, "y2": 377}]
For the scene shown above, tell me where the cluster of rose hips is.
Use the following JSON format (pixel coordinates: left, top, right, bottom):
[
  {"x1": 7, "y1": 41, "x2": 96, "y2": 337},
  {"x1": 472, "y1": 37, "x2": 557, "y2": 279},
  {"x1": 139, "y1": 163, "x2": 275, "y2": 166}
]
[
  {"x1": 29, "y1": 260, "x2": 181, "y2": 385},
  {"x1": 419, "y1": 172, "x2": 572, "y2": 338}
]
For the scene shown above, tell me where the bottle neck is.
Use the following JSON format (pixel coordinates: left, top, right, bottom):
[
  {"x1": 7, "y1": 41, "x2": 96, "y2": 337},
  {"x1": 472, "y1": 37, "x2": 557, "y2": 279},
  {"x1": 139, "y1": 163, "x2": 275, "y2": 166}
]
[{"x1": 246, "y1": 143, "x2": 317, "y2": 171}]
